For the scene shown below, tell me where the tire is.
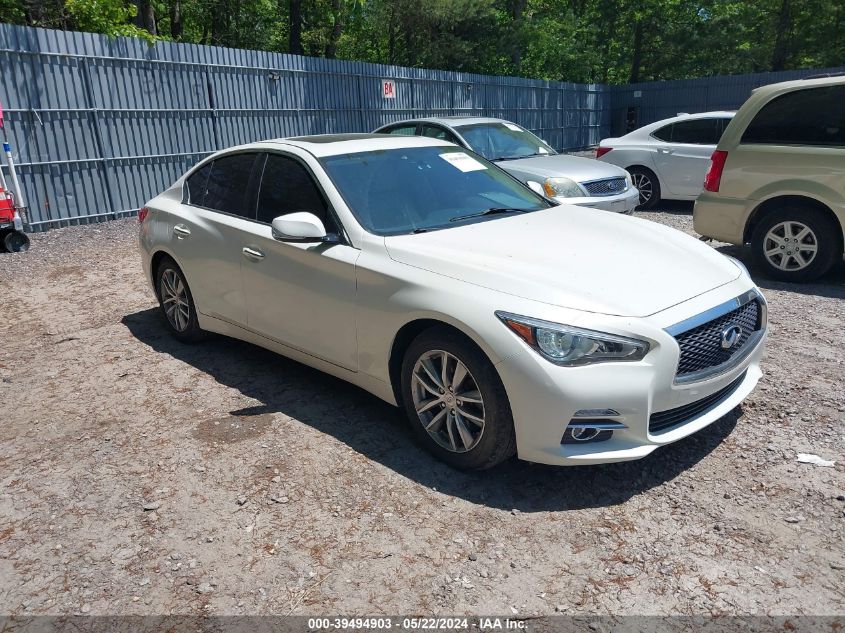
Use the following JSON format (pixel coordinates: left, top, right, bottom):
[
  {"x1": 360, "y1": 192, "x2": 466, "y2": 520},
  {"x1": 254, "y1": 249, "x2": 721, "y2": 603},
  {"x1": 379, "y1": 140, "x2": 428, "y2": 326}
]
[
  {"x1": 3, "y1": 230, "x2": 30, "y2": 253},
  {"x1": 751, "y1": 204, "x2": 842, "y2": 282},
  {"x1": 155, "y1": 256, "x2": 205, "y2": 342},
  {"x1": 400, "y1": 327, "x2": 516, "y2": 470},
  {"x1": 628, "y1": 166, "x2": 661, "y2": 210}
]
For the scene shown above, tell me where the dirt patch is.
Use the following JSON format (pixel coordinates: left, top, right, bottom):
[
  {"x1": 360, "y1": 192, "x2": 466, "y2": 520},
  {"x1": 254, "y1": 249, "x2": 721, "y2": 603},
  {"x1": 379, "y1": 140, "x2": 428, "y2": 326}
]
[
  {"x1": 0, "y1": 212, "x2": 843, "y2": 617},
  {"x1": 195, "y1": 414, "x2": 276, "y2": 444}
]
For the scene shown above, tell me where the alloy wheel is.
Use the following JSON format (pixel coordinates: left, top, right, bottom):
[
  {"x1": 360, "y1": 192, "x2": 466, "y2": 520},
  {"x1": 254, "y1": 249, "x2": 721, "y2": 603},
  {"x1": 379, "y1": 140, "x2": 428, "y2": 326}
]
[
  {"x1": 411, "y1": 350, "x2": 485, "y2": 453},
  {"x1": 160, "y1": 269, "x2": 191, "y2": 332},
  {"x1": 763, "y1": 220, "x2": 818, "y2": 271},
  {"x1": 631, "y1": 172, "x2": 652, "y2": 205}
]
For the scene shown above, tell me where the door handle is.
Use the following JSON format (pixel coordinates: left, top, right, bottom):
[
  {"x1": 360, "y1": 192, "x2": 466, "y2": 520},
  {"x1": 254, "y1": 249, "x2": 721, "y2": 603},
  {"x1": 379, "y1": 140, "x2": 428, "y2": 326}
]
[
  {"x1": 173, "y1": 224, "x2": 191, "y2": 238},
  {"x1": 658, "y1": 148, "x2": 673, "y2": 154},
  {"x1": 242, "y1": 246, "x2": 265, "y2": 260}
]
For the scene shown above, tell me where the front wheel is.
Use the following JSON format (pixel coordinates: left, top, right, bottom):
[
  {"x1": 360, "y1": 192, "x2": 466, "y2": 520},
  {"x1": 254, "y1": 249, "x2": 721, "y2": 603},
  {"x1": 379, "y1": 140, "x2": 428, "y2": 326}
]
[
  {"x1": 751, "y1": 205, "x2": 842, "y2": 282},
  {"x1": 628, "y1": 167, "x2": 661, "y2": 210},
  {"x1": 400, "y1": 327, "x2": 516, "y2": 470},
  {"x1": 3, "y1": 230, "x2": 30, "y2": 253},
  {"x1": 155, "y1": 257, "x2": 205, "y2": 342}
]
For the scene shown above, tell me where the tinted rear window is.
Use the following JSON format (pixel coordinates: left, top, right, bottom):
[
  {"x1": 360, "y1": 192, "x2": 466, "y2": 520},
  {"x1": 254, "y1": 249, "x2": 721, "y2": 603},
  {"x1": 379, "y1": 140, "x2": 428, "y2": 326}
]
[
  {"x1": 742, "y1": 86, "x2": 845, "y2": 147},
  {"x1": 652, "y1": 119, "x2": 724, "y2": 144},
  {"x1": 204, "y1": 153, "x2": 259, "y2": 218}
]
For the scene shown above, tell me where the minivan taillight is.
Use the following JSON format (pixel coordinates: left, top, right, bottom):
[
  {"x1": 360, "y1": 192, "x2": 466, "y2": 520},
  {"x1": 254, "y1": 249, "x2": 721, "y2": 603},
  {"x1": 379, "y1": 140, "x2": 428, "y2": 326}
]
[
  {"x1": 596, "y1": 146, "x2": 613, "y2": 158},
  {"x1": 703, "y1": 150, "x2": 728, "y2": 192},
  {"x1": 138, "y1": 206, "x2": 149, "y2": 223}
]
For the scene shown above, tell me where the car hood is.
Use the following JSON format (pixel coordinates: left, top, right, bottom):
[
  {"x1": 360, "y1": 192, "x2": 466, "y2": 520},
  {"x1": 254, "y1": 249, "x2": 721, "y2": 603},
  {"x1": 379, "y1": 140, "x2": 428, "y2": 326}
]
[
  {"x1": 496, "y1": 154, "x2": 627, "y2": 183},
  {"x1": 384, "y1": 206, "x2": 741, "y2": 318}
]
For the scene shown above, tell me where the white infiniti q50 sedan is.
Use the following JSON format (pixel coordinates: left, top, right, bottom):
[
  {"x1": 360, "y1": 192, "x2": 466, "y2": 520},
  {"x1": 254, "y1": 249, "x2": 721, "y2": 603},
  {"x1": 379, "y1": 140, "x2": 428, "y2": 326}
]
[{"x1": 139, "y1": 134, "x2": 767, "y2": 470}]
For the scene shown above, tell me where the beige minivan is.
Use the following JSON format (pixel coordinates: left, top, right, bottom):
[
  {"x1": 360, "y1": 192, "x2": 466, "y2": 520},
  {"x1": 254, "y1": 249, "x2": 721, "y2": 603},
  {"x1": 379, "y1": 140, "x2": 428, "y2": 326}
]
[{"x1": 694, "y1": 75, "x2": 845, "y2": 282}]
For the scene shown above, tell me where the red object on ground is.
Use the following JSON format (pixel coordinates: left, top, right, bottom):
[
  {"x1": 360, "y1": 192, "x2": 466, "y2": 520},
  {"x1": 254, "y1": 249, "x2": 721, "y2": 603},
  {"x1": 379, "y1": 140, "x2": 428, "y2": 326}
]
[{"x1": 0, "y1": 187, "x2": 15, "y2": 224}]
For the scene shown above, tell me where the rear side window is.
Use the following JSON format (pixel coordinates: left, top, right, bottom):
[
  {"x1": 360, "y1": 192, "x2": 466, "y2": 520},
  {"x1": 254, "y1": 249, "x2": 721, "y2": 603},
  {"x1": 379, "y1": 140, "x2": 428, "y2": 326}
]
[
  {"x1": 384, "y1": 124, "x2": 418, "y2": 136},
  {"x1": 421, "y1": 124, "x2": 460, "y2": 144},
  {"x1": 255, "y1": 154, "x2": 333, "y2": 229},
  {"x1": 204, "y1": 153, "x2": 259, "y2": 218},
  {"x1": 652, "y1": 124, "x2": 673, "y2": 142},
  {"x1": 742, "y1": 86, "x2": 845, "y2": 147},
  {"x1": 184, "y1": 162, "x2": 211, "y2": 206}
]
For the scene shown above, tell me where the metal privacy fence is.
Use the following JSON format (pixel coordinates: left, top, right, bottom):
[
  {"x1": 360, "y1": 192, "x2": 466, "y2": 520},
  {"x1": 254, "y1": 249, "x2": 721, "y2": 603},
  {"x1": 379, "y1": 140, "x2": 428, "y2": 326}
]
[
  {"x1": 0, "y1": 23, "x2": 609, "y2": 230},
  {"x1": 0, "y1": 22, "x2": 842, "y2": 231}
]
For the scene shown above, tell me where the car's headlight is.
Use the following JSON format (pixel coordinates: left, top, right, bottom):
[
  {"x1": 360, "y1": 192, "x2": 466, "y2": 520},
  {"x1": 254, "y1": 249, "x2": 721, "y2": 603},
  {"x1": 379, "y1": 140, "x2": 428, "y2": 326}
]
[
  {"x1": 725, "y1": 255, "x2": 750, "y2": 277},
  {"x1": 496, "y1": 312, "x2": 650, "y2": 366},
  {"x1": 543, "y1": 177, "x2": 584, "y2": 198}
]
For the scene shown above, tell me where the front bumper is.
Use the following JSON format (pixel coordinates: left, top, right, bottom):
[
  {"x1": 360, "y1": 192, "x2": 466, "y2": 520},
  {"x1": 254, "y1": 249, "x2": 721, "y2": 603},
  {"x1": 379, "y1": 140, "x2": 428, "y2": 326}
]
[
  {"x1": 560, "y1": 187, "x2": 640, "y2": 214},
  {"x1": 495, "y1": 284, "x2": 767, "y2": 466}
]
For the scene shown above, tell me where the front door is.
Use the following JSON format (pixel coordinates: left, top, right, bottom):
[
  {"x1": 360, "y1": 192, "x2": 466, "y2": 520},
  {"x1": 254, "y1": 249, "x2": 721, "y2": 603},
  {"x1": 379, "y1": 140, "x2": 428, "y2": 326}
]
[{"x1": 240, "y1": 152, "x2": 360, "y2": 371}]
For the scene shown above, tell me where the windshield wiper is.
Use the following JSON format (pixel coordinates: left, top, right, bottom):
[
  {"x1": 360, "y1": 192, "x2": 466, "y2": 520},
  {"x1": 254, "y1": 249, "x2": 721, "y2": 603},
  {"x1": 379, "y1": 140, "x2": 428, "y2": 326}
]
[
  {"x1": 449, "y1": 207, "x2": 531, "y2": 223},
  {"x1": 493, "y1": 153, "x2": 543, "y2": 161}
]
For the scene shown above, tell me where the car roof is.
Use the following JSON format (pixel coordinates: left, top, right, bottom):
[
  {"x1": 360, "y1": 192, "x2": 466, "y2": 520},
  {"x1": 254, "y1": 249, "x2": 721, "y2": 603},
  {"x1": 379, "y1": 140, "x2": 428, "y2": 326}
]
[
  {"x1": 245, "y1": 133, "x2": 454, "y2": 157},
  {"x1": 378, "y1": 116, "x2": 516, "y2": 130},
  {"x1": 752, "y1": 74, "x2": 845, "y2": 95}
]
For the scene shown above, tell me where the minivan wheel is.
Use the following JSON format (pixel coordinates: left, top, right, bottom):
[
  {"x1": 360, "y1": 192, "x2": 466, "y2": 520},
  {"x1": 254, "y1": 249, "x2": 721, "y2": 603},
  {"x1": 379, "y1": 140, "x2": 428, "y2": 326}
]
[
  {"x1": 751, "y1": 205, "x2": 841, "y2": 282},
  {"x1": 400, "y1": 327, "x2": 516, "y2": 470},
  {"x1": 628, "y1": 167, "x2": 661, "y2": 210},
  {"x1": 156, "y1": 257, "x2": 205, "y2": 342}
]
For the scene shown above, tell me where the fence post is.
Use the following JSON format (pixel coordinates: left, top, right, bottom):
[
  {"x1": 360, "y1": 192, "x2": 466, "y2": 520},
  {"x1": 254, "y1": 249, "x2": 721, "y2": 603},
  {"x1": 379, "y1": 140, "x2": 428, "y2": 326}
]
[
  {"x1": 80, "y1": 56, "x2": 118, "y2": 220},
  {"x1": 205, "y1": 68, "x2": 222, "y2": 150}
]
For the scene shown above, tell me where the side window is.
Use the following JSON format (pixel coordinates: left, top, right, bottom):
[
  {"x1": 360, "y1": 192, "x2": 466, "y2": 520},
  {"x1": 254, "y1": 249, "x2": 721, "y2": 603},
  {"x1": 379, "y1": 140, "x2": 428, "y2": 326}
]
[
  {"x1": 421, "y1": 124, "x2": 460, "y2": 144},
  {"x1": 255, "y1": 154, "x2": 334, "y2": 230},
  {"x1": 742, "y1": 86, "x2": 845, "y2": 147},
  {"x1": 385, "y1": 124, "x2": 418, "y2": 136},
  {"x1": 670, "y1": 119, "x2": 722, "y2": 144},
  {"x1": 184, "y1": 162, "x2": 212, "y2": 206},
  {"x1": 204, "y1": 153, "x2": 259, "y2": 218},
  {"x1": 652, "y1": 124, "x2": 673, "y2": 142}
]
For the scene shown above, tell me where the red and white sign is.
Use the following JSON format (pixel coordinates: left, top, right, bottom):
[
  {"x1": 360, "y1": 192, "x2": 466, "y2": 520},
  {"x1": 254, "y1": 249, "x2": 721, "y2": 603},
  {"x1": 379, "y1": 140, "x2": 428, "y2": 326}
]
[{"x1": 382, "y1": 80, "x2": 396, "y2": 99}]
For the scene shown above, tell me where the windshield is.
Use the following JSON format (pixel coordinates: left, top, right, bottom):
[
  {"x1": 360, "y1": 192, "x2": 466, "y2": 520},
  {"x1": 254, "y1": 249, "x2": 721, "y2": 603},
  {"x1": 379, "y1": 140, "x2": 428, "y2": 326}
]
[
  {"x1": 455, "y1": 123, "x2": 557, "y2": 161},
  {"x1": 320, "y1": 146, "x2": 551, "y2": 236}
]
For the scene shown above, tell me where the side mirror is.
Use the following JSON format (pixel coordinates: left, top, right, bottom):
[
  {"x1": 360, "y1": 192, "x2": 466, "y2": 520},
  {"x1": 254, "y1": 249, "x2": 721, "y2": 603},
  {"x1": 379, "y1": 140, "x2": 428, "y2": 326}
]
[
  {"x1": 271, "y1": 212, "x2": 338, "y2": 243},
  {"x1": 526, "y1": 180, "x2": 545, "y2": 196}
]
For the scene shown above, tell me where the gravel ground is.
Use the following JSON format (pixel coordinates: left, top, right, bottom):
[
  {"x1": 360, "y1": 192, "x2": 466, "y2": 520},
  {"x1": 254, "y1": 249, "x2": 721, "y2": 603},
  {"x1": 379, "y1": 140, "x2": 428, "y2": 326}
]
[{"x1": 0, "y1": 206, "x2": 843, "y2": 617}]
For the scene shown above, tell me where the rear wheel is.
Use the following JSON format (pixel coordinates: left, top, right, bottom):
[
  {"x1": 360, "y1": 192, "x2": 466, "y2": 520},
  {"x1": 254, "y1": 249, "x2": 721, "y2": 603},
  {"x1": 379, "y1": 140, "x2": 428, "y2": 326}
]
[
  {"x1": 400, "y1": 327, "x2": 516, "y2": 470},
  {"x1": 155, "y1": 256, "x2": 205, "y2": 342},
  {"x1": 751, "y1": 205, "x2": 841, "y2": 282},
  {"x1": 628, "y1": 167, "x2": 661, "y2": 210}
]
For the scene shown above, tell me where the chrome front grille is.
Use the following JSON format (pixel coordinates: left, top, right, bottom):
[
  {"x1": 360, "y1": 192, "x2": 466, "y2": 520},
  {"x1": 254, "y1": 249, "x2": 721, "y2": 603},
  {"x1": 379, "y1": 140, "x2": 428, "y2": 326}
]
[
  {"x1": 582, "y1": 177, "x2": 627, "y2": 197},
  {"x1": 672, "y1": 297, "x2": 762, "y2": 381}
]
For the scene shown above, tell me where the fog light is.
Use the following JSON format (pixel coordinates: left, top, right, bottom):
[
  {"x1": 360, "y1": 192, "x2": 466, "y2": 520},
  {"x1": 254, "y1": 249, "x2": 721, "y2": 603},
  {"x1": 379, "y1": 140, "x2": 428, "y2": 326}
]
[{"x1": 561, "y1": 427, "x2": 613, "y2": 444}]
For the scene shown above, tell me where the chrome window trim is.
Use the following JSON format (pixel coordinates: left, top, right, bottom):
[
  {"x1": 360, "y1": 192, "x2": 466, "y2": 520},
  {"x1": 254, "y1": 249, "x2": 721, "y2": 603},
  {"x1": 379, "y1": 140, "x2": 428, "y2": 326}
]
[{"x1": 666, "y1": 289, "x2": 767, "y2": 385}]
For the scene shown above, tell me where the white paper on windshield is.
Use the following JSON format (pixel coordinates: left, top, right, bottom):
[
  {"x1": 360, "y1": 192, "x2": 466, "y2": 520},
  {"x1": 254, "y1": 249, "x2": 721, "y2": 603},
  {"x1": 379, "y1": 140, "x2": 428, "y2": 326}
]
[
  {"x1": 538, "y1": 147, "x2": 549, "y2": 154},
  {"x1": 440, "y1": 152, "x2": 487, "y2": 172},
  {"x1": 504, "y1": 123, "x2": 522, "y2": 131}
]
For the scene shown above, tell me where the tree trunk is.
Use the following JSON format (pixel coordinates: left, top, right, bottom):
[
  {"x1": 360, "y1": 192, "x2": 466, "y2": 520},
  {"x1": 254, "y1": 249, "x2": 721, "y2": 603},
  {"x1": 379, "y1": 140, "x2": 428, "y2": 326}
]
[
  {"x1": 324, "y1": 0, "x2": 345, "y2": 58},
  {"x1": 135, "y1": 0, "x2": 157, "y2": 35},
  {"x1": 629, "y1": 19, "x2": 643, "y2": 83},
  {"x1": 289, "y1": 0, "x2": 303, "y2": 55},
  {"x1": 508, "y1": 0, "x2": 527, "y2": 72},
  {"x1": 170, "y1": 0, "x2": 183, "y2": 39},
  {"x1": 771, "y1": 0, "x2": 791, "y2": 71}
]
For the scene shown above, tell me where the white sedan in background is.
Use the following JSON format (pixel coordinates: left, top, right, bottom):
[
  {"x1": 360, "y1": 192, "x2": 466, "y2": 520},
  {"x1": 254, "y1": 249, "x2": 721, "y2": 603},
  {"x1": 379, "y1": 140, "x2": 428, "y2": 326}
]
[
  {"x1": 139, "y1": 134, "x2": 766, "y2": 470},
  {"x1": 597, "y1": 111, "x2": 735, "y2": 209}
]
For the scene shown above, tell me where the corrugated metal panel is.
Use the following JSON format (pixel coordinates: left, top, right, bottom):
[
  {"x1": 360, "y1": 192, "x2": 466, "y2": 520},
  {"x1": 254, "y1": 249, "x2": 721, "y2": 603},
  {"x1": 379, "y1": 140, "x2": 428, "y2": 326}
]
[{"x1": 1, "y1": 22, "x2": 841, "y2": 230}]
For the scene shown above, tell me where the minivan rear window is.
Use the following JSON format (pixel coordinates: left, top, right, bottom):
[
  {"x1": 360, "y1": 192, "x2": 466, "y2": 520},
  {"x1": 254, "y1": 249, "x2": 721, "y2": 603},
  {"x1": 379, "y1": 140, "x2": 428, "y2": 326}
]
[{"x1": 742, "y1": 86, "x2": 845, "y2": 147}]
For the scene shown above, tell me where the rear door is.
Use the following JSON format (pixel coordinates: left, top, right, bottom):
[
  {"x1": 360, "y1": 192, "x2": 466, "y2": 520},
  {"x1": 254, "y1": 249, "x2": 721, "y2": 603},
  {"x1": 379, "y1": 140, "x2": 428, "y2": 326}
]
[
  {"x1": 174, "y1": 152, "x2": 261, "y2": 326},
  {"x1": 654, "y1": 118, "x2": 725, "y2": 197},
  {"x1": 240, "y1": 151, "x2": 360, "y2": 371}
]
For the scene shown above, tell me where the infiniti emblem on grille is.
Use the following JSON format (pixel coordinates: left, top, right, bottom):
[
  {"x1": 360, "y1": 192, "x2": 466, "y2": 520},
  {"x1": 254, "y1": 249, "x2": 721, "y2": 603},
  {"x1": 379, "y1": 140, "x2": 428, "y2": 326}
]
[{"x1": 720, "y1": 324, "x2": 743, "y2": 349}]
